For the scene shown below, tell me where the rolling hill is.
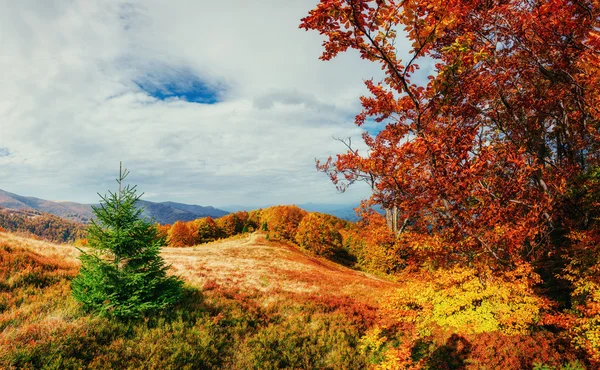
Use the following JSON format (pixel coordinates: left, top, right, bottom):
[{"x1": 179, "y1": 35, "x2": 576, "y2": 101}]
[{"x1": 0, "y1": 230, "x2": 397, "y2": 369}]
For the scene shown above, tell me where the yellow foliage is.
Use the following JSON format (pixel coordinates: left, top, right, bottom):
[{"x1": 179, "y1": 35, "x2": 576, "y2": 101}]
[
  {"x1": 376, "y1": 340, "x2": 422, "y2": 370},
  {"x1": 358, "y1": 326, "x2": 388, "y2": 358},
  {"x1": 383, "y1": 264, "x2": 545, "y2": 336},
  {"x1": 562, "y1": 230, "x2": 600, "y2": 362},
  {"x1": 359, "y1": 327, "x2": 423, "y2": 370}
]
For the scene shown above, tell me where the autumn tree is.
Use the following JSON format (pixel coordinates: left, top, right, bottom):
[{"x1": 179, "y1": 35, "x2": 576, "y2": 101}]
[
  {"x1": 216, "y1": 213, "x2": 241, "y2": 238},
  {"x1": 301, "y1": 0, "x2": 600, "y2": 270},
  {"x1": 193, "y1": 216, "x2": 219, "y2": 243},
  {"x1": 261, "y1": 205, "x2": 307, "y2": 241},
  {"x1": 234, "y1": 211, "x2": 254, "y2": 232},
  {"x1": 355, "y1": 205, "x2": 405, "y2": 273},
  {"x1": 295, "y1": 212, "x2": 343, "y2": 256},
  {"x1": 168, "y1": 221, "x2": 196, "y2": 247},
  {"x1": 248, "y1": 209, "x2": 262, "y2": 231},
  {"x1": 72, "y1": 165, "x2": 183, "y2": 319},
  {"x1": 156, "y1": 223, "x2": 171, "y2": 242}
]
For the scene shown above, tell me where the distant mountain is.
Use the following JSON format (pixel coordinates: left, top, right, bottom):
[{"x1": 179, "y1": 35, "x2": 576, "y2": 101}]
[
  {"x1": 220, "y1": 203, "x2": 361, "y2": 221},
  {"x1": 0, "y1": 189, "x2": 94, "y2": 223},
  {"x1": 137, "y1": 200, "x2": 228, "y2": 225},
  {"x1": 0, "y1": 189, "x2": 228, "y2": 225},
  {"x1": 158, "y1": 201, "x2": 228, "y2": 219}
]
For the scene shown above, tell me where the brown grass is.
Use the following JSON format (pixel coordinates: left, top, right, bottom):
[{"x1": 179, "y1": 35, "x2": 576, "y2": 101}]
[
  {"x1": 162, "y1": 232, "x2": 398, "y2": 306},
  {"x1": 0, "y1": 231, "x2": 397, "y2": 307}
]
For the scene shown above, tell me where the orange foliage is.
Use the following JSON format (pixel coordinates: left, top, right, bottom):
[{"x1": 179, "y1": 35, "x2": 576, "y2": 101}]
[
  {"x1": 155, "y1": 223, "x2": 171, "y2": 241},
  {"x1": 247, "y1": 210, "x2": 261, "y2": 230},
  {"x1": 301, "y1": 0, "x2": 600, "y2": 272},
  {"x1": 192, "y1": 217, "x2": 220, "y2": 244},
  {"x1": 295, "y1": 212, "x2": 343, "y2": 256},
  {"x1": 260, "y1": 205, "x2": 307, "y2": 241},
  {"x1": 168, "y1": 221, "x2": 196, "y2": 247},
  {"x1": 559, "y1": 230, "x2": 600, "y2": 364},
  {"x1": 341, "y1": 207, "x2": 404, "y2": 274},
  {"x1": 0, "y1": 208, "x2": 85, "y2": 243},
  {"x1": 215, "y1": 213, "x2": 241, "y2": 238}
]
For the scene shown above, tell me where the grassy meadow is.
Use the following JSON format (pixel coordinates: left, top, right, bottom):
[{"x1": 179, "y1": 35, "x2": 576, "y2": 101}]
[{"x1": 0, "y1": 229, "x2": 588, "y2": 369}]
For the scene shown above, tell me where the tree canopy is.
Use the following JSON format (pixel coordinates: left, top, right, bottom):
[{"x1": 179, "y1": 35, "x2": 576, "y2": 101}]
[{"x1": 301, "y1": 0, "x2": 600, "y2": 269}]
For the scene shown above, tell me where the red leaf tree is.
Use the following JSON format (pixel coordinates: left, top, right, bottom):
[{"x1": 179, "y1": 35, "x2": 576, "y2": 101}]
[
  {"x1": 301, "y1": 0, "x2": 600, "y2": 269},
  {"x1": 168, "y1": 221, "x2": 196, "y2": 247}
]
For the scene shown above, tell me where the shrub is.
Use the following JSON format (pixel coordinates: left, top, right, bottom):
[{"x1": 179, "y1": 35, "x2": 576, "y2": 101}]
[{"x1": 383, "y1": 264, "x2": 546, "y2": 336}]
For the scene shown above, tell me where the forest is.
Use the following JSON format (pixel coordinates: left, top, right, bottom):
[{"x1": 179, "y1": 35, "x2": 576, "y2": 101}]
[{"x1": 0, "y1": 207, "x2": 85, "y2": 243}]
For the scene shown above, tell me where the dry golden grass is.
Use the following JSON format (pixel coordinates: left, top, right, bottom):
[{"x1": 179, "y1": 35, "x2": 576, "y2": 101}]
[
  {"x1": 163, "y1": 233, "x2": 398, "y2": 306},
  {"x1": 0, "y1": 231, "x2": 79, "y2": 261},
  {"x1": 1, "y1": 231, "x2": 397, "y2": 307}
]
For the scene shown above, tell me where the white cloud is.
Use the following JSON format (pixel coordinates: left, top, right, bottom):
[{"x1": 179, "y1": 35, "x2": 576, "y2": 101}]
[{"x1": 0, "y1": 0, "x2": 411, "y2": 207}]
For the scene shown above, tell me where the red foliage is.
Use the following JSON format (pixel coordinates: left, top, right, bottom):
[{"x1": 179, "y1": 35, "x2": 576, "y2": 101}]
[
  {"x1": 168, "y1": 221, "x2": 196, "y2": 247},
  {"x1": 463, "y1": 331, "x2": 579, "y2": 369},
  {"x1": 306, "y1": 294, "x2": 379, "y2": 331},
  {"x1": 301, "y1": 0, "x2": 600, "y2": 270}
]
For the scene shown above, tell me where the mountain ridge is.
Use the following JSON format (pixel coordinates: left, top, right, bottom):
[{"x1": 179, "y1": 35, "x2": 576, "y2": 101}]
[{"x1": 0, "y1": 189, "x2": 228, "y2": 225}]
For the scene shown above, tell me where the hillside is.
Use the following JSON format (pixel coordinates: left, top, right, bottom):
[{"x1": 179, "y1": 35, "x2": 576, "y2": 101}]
[
  {"x1": 137, "y1": 200, "x2": 228, "y2": 224},
  {"x1": 0, "y1": 230, "x2": 394, "y2": 305},
  {"x1": 162, "y1": 232, "x2": 396, "y2": 303},
  {"x1": 0, "y1": 189, "x2": 94, "y2": 223},
  {"x1": 0, "y1": 189, "x2": 228, "y2": 225},
  {"x1": 0, "y1": 206, "x2": 85, "y2": 242},
  {"x1": 0, "y1": 230, "x2": 587, "y2": 369},
  {"x1": 0, "y1": 230, "x2": 395, "y2": 369}
]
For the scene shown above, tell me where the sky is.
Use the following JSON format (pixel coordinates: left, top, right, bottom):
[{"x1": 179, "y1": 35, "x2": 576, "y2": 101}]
[{"x1": 0, "y1": 0, "x2": 411, "y2": 207}]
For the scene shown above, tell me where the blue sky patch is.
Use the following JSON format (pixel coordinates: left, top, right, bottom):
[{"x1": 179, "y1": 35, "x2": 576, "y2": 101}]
[
  {"x1": 134, "y1": 66, "x2": 223, "y2": 104},
  {"x1": 0, "y1": 148, "x2": 11, "y2": 157},
  {"x1": 362, "y1": 120, "x2": 383, "y2": 137}
]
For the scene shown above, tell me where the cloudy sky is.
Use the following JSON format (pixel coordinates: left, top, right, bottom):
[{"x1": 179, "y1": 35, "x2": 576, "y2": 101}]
[{"x1": 0, "y1": 0, "x2": 403, "y2": 207}]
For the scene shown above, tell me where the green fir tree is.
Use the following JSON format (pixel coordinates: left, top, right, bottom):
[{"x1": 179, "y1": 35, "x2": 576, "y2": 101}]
[{"x1": 72, "y1": 164, "x2": 183, "y2": 319}]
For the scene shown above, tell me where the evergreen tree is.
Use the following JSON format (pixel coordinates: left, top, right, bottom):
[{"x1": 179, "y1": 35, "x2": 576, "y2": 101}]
[{"x1": 72, "y1": 164, "x2": 183, "y2": 319}]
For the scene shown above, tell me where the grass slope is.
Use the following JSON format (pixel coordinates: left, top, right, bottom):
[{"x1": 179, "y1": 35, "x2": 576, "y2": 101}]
[
  {"x1": 1, "y1": 231, "x2": 582, "y2": 369},
  {"x1": 0, "y1": 231, "x2": 395, "y2": 369}
]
